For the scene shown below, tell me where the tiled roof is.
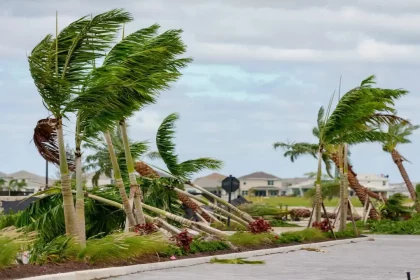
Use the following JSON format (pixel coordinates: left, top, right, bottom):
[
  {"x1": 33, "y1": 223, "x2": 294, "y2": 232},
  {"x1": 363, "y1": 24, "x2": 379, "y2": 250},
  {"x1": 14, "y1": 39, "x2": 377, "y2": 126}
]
[{"x1": 239, "y1": 171, "x2": 280, "y2": 180}]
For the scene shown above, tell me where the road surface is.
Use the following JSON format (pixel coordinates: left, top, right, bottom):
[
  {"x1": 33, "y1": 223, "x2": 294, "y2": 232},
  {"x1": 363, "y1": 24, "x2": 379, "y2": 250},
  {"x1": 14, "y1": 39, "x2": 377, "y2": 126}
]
[{"x1": 113, "y1": 235, "x2": 419, "y2": 280}]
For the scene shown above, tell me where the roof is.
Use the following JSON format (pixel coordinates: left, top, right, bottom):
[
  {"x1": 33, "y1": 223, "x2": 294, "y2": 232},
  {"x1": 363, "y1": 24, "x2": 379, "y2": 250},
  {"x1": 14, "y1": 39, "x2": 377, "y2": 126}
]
[
  {"x1": 193, "y1": 173, "x2": 227, "y2": 188},
  {"x1": 7, "y1": 170, "x2": 55, "y2": 185},
  {"x1": 251, "y1": 186, "x2": 281, "y2": 190},
  {"x1": 239, "y1": 172, "x2": 280, "y2": 180}
]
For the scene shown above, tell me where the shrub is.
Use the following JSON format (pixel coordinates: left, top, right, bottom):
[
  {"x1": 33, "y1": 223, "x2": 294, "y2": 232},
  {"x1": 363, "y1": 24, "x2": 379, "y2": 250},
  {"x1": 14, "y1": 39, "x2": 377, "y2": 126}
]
[
  {"x1": 380, "y1": 193, "x2": 412, "y2": 221},
  {"x1": 170, "y1": 230, "x2": 194, "y2": 252},
  {"x1": 29, "y1": 236, "x2": 80, "y2": 265},
  {"x1": 0, "y1": 212, "x2": 20, "y2": 230},
  {"x1": 239, "y1": 204, "x2": 288, "y2": 217},
  {"x1": 78, "y1": 233, "x2": 168, "y2": 264},
  {"x1": 275, "y1": 229, "x2": 328, "y2": 244},
  {"x1": 189, "y1": 239, "x2": 229, "y2": 254},
  {"x1": 289, "y1": 209, "x2": 311, "y2": 219},
  {"x1": 134, "y1": 223, "x2": 158, "y2": 235},
  {"x1": 0, "y1": 237, "x2": 19, "y2": 268},
  {"x1": 228, "y1": 232, "x2": 273, "y2": 247},
  {"x1": 368, "y1": 215, "x2": 420, "y2": 234},
  {"x1": 248, "y1": 218, "x2": 272, "y2": 234},
  {"x1": 211, "y1": 222, "x2": 247, "y2": 231},
  {"x1": 327, "y1": 229, "x2": 358, "y2": 239},
  {"x1": 312, "y1": 219, "x2": 331, "y2": 232}
]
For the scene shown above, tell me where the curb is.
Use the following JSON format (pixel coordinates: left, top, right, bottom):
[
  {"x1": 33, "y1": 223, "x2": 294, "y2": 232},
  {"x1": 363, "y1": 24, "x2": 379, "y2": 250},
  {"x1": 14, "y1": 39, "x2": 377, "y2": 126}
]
[{"x1": 20, "y1": 237, "x2": 370, "y2": 280}]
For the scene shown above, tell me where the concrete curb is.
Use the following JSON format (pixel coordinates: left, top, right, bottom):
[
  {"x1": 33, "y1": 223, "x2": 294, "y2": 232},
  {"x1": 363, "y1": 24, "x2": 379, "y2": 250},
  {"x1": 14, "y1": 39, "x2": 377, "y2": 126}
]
[{"x1": 20, "y1": 237, "x2": 370, "y2": 280}]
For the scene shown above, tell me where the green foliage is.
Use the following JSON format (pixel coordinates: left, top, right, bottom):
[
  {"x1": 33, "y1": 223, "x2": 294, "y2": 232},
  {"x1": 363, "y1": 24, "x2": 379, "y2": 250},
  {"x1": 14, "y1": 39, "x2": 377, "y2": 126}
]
[
  {"x1": 368, "y1": 215, "x2": 420, "y2": 234},
  {"x1": 380, "y1": 193, "x2": 412, "y2": 221},
  {"x1": 0, "y1": 237, "x2": 19, "y2": 268},
  {"x1": 29, "y1": 236, "x2": 80, "y2": 265},
  {"x1": 210, "y1": 258, "x2": 265, "y2": 264},
  {"x1": 228, "y1": 232, "x2": 273, "y2": 247},
  {"x1": 381, "y1": 123, "x2": 419, "y2": 152},
  {"x1": 189, "y1": 239, "x2": 230, "y2": 254},
  {"x1": 211, "y1": 222, "x2": 247, "y2": 231},
  {"x1": 0, "y1": 212, "x2": 21, "y2": 230},
  {"x1": 78, "y1": 233, "x2": 168, "y2": 264},
  {"x1": 304, "y1": 180, "x2": 340, "y2": 200},
  {"x1": 276, "y1": 229, "x2": 328, "y2": 244},
  {"x1": 156, "y1": 113, "x2": 223, "y2": 181},
  {"x1": 239, "y1": 204, "x2": 288, "y2": 216},
  {"x1": 268, "y1": 220, "x2": 300, "y2": 227}
]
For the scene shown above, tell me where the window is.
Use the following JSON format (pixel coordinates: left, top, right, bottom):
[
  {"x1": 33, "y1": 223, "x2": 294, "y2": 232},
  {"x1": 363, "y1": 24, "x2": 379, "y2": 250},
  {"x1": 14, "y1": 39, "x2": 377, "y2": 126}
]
[
  {"x1": 267, "y1": 180, "x2": 274, "y2": 185},
  {"x1": 269, "y1": 190, "x2": 278, "y2": 196},
  {"x1": 243, "y1": 181, "x2": 247, "y2": 185},
  {"x1": 242, "y1": 191, "x2": 248, "y2": 196},
  {"x1": 383, "y1": 181, "x2": 386, "y2": 186}
]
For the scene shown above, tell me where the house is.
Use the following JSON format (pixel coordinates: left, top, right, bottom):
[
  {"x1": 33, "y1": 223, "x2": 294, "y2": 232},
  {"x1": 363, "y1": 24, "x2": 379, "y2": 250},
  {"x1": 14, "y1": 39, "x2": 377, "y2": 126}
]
[
  {"x1": 0, "y1": 170, "x2": 55, "y2": 196},
  {"x1": 356, "y1": 173, "x2": 390, "y2": 198},
  {"x1": 239, "y1": 172, "x2": 282, "y2": 197},
  {"x1": 192, "y1": 173, "x2": 240, "y2": 201},
  {"x1": 287, "y1": 179, "x2": 316, "y2": 196},
  {"x1": 387, "y1": 183, "x2": 413, "y2": 198}
]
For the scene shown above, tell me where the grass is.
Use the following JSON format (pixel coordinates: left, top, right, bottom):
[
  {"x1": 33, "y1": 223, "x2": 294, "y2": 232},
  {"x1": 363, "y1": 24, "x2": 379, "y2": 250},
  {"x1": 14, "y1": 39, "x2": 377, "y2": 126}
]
[
  {"x1": 228, "y1": 232, "x2": 274, "y2": 247},
  {"x1": 78, "y1": 233, "x2": 169, "y2": 264},
  {"x1": 269, "y1": 220, "x2": 300, "y2": 227},
  {"x1": 248, "y1": 196, "x2": 362, "y2": 207},
  {"x1": 211, "y1": 222, "x2": 247, "y2": 231},
  {"x1": 0, "y1": 237, "x2": 20, "y2": 268},
  {"x1": 239, "y1": 204, "x2": 289, "y2": 216}
]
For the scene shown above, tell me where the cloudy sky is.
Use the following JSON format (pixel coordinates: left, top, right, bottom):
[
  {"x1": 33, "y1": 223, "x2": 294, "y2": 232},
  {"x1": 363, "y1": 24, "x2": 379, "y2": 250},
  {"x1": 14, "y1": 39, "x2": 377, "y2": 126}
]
[{"x1": 1, "y1": 0, "x2": 420, "y2": 183}]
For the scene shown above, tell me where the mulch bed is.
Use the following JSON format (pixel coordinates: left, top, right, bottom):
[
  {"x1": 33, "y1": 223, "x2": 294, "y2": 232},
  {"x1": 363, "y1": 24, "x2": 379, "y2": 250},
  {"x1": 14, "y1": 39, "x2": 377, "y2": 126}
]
[{"x1": 0, "y1": 237, "x2": 362, "y2": 280}]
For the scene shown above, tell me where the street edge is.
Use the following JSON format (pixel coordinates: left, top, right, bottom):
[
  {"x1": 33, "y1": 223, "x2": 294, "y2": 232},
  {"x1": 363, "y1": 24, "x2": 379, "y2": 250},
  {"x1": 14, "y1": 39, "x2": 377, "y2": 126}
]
[{"x1": 20, "y1": 236, "x2": 370, "y2": 280}]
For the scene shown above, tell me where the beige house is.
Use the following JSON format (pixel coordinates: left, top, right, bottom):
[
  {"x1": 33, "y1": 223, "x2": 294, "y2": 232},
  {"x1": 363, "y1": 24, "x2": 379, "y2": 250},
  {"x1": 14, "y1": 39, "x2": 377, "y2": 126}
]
[
  {"x1": 0, "y1": 170, "x2": 55, "y2": 195},
  {"x1": 192, "y1": 173, "x2": 240, "y2": 201},
  {"x1": 239, "y1": 172, "x2": 282, "y2": 197}
]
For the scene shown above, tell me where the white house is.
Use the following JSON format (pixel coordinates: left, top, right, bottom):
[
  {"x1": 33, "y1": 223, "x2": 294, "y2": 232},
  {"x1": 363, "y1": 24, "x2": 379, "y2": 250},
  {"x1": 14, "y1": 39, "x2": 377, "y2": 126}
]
[
  {"x1": 388, "y1": 183, "x2": 413, "y2": 198},
  {"x1": 192, "y1": 173, "x2": 239, "y2": 201},
  {"x1": 239, "y1": 172, "x2": 282, "y2": 197},
  {"x1": 287, "y1": 179, "x2": 316, "y2": 196},
  {"x1": 0, "y1": 170, "x2": 55, "y2": 195},
  {"x1": 356, "y1": 173, "x2": 389, "y2": 198}
]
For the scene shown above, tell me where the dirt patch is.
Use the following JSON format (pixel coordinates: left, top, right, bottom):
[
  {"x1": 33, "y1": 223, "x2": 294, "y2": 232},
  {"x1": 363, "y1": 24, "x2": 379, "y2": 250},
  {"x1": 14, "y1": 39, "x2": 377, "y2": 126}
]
[{"x1": 0, "y1": 237, "x2": 363, "y2": 280}]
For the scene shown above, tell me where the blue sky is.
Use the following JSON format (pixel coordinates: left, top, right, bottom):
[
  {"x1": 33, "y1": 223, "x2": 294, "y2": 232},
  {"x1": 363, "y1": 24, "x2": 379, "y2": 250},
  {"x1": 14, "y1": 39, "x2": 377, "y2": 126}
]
[{"x1": 1, "y1": 0, "x2": 420, "y2": 183}]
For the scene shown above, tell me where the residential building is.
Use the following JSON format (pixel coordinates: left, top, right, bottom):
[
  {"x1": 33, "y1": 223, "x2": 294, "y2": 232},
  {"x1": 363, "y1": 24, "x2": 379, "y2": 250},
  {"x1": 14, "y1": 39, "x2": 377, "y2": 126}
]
[
  {"x1": 287, "y1": 179, "x2": 316, "y2": 196},
  {"x1": 239, "y1": 172, "x2": 282, "y2": 197},
  {"x1": 0, "y1": 170, "x2": 55, "y2": 196},
  {"x1": 388, "y1": 183, "x2": 413, "y2": 198},
  {"x1": 192, "y1": 173, "x2": 240, "y2": 201},
  {"x1": 356, "y1": 173, "x2": 389, "y2": 198}
]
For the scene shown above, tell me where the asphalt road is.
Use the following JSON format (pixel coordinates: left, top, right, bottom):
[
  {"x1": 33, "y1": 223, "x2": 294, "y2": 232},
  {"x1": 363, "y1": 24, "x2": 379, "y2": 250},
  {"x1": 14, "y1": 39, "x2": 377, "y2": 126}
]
[{"x1": 113, "y1": 235, "x2": 420, "y2": 280}]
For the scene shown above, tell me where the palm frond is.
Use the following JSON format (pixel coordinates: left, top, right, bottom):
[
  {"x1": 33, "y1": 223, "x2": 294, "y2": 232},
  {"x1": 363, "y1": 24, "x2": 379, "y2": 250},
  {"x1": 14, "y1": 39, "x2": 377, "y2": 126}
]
[
  {"x1": 210, "y1": 258, "x2": 265, "y2": 265},
  {"x1": 33, "y1": 118, "x2": 75, "y2": 171},
  {"x1": 274, "y1": 141, "x2": 318, "y2": 162},
  {"x1": 178, "y1": 158, "x2": 223, "y2": 179},
  {"x1": 156, "y1": 113, "x2": 180, "y2": 175}
]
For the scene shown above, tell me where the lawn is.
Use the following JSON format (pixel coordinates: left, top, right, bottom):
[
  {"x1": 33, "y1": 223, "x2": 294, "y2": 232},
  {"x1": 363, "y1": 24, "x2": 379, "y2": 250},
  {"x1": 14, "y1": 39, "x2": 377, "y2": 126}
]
[{"x1": 247, "y1": 196, "x2": 363, "y2": 207}]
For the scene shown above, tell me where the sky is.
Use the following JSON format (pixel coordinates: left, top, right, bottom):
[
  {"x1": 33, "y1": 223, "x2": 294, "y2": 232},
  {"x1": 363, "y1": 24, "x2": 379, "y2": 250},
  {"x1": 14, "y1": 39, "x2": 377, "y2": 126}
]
[{"x1": 1, "y1": 0, "x2": 420, "y2": 183}]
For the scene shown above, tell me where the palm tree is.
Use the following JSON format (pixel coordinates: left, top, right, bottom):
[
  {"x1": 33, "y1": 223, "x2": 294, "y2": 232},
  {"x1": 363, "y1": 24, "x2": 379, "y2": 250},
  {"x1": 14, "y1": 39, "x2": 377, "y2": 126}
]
[
  {"x1": 72, "y1": 24, "x2": 191, "y2": 228},
  {"x1": 0, "y1": 178, "x2": 5, "y2": 193},
  {"x1": 30, "y1": 9, "x2": 132, "y2": 237},
  {"x1": 275, "y1": 75, "x2": 408, "y2": 222},
  {"x1": 7, "y1": 179, "x2": 27, "y2": 196},
  {"x1": 380, "y1": 123, "x2": 419, "y2": 209}
]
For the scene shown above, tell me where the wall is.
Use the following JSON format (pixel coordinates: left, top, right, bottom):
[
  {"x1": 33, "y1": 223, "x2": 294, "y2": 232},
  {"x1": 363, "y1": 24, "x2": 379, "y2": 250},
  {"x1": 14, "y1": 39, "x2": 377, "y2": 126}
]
[{"x1": 239, "y1": 178, "x2": 283, "y2": 193}]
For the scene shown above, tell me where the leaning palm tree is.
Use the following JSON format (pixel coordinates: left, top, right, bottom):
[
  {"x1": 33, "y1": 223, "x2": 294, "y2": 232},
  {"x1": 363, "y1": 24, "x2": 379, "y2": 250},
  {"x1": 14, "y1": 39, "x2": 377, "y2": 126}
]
[
  {"x1": 380, "y1": 122, "x2": 419, "y2": 209},
  {"x1": 30, "y1": 9, "x2": 133, "y2": 238},
  {"x1": 73, "y1": 24, "x2": 191, "y2": 228},
  {"x1": 275, "y1": 76, "x2": 408, "y2": 222}
]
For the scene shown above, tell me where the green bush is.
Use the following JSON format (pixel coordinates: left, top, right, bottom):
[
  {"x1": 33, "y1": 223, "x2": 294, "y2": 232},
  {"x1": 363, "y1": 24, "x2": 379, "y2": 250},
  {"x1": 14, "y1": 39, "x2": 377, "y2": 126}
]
[
  {"x1": 326, "y1": 229, "x2": 358, "y2": 239},
  {"x1": 211, "y1": 222, "x2": 247, "y2": 231},
  {"x1": 368, "y1": 215, "x2": 420, "y2": 234},
  {"x1": 276, "y1": 229, "x2": 328, "y2": 244},
  {"x1": 29, "y1": 236, "x2": 80, "y2": 265},
  {"x1": 228, "y1": 232, "x2": 273, "y2": 247},
  {"x1": 189, "y1": 239, "x2": 229, "y2": 254},
  {"x1": 78, "y1": 233, "x2": 168, "y2": 264},
  {"x1": 0, "y1": 237, "x2": 20, "y2": 268},
  {"x1": 239, "y1": 204, "x2": 288, "y2": 216},
  {"x1": 0, "y1": 212, "x2": 20, "y2": 230}
]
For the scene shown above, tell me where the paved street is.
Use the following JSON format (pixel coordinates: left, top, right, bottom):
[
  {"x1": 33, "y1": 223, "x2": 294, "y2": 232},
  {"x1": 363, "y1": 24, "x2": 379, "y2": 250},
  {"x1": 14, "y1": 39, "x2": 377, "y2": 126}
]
[{"x1": 113, "y1": 235, "x2": 420, "y2": 280}]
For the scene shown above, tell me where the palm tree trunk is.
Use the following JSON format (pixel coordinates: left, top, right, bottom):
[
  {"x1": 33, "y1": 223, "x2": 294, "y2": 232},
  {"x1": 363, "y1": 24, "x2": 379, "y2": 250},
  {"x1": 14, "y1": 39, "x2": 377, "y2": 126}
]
[
  {"x1": 175, "y1": 188, "x2": 249, "y2": 227},
  {"x1": 56, "y1": 118, "x2": 77, "y2": 236},
  {"x1": 391, "y1": 149, "x2": 418, "y2": 209},
  {"x1": 141, "y1": 203, "x2": 228, "y2": 239},
  {"x1": 339, "y1": 145, "x2": 349, "y2": 232},
  {"x1": 314, "y1": 150, "x2": 322, "y2": 223},
  {"x1": 331, "y1": 152, "x2": 380, "y2": 220},
  {"x1": 119, "y1": 120, "x2": 146, "y2": 225},
  {"x1": 104, "y1": 131, "x2": 137, "y2": 228},
  {"x1": 75, "y1": 115, "x2": 86, "y2": 247},
  {"x1": 186, "y1": 182, "x2": 254, "y2": 223}
]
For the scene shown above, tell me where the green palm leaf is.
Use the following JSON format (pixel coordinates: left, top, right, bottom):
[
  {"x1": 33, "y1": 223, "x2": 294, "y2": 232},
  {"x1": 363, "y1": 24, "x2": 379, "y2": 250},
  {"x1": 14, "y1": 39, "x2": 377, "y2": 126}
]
[{"x1": 156, "y1": 113, "x2": 180, "y2": 175}]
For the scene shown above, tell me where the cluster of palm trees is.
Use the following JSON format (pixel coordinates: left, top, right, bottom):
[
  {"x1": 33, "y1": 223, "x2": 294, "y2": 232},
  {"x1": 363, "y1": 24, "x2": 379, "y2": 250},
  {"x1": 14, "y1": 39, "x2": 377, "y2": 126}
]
[
  {"x1": 30, "y1": 9, "x2": 254, "y2": 247},
  {"x1": 274, "y1": 76, "x2": 418, "y2": 228},
  {"x1": 0, "y1": 178, "x2": 27, "y2": 196}
]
